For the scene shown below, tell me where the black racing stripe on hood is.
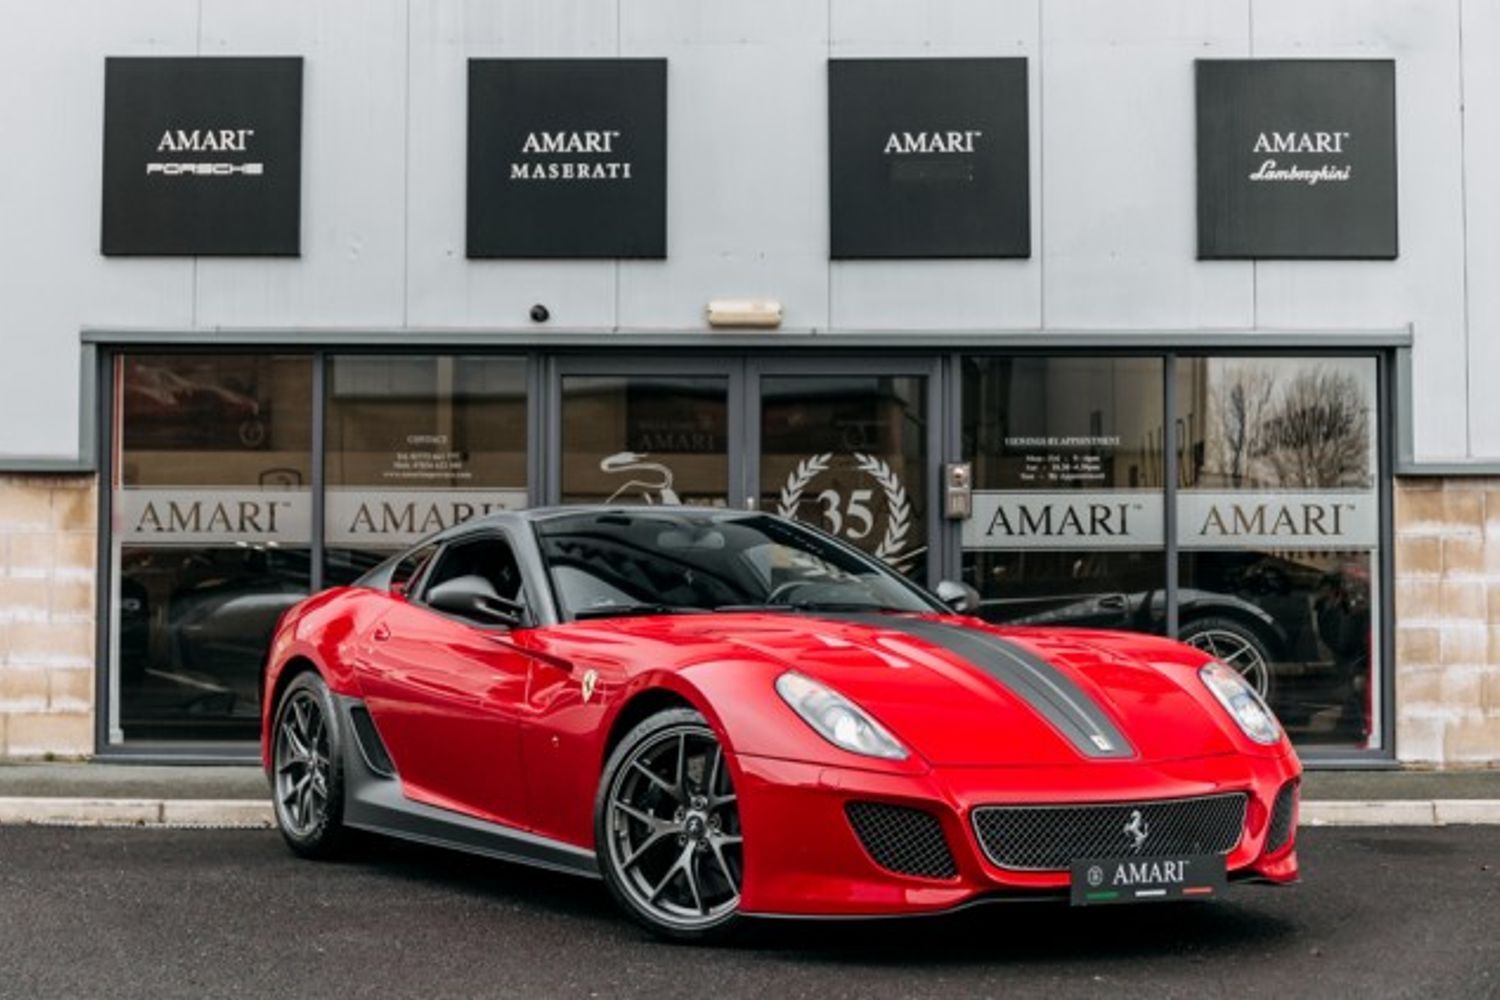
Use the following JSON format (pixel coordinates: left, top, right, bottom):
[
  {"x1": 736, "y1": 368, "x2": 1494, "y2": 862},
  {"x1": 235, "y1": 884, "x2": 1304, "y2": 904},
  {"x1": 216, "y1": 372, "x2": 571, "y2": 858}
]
[{"x1": 844, "y1": 615, "x2": 1135, "y2": 760}]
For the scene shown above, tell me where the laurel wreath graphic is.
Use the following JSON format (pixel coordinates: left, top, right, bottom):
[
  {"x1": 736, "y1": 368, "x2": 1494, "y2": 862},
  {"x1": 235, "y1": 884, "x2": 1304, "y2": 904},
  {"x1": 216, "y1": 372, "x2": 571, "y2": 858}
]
[
  {"x1": 777, "y1": 452, "x2": 832, "y2": 518},
  {"x1": 776, "y1": 451, "x2": 912, "y2": 569},
  {"x1": 854, "y1": 452, "x2": 912, "y2": 566}
]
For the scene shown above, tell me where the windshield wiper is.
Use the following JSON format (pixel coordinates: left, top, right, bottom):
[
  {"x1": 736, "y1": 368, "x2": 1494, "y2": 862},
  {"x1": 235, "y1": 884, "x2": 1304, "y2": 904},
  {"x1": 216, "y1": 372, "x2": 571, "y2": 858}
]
[
  {"x1": 571, "y1": 603, "x2": 714, "y2": 621},
  {"x1": 713, "y1": 601, "x2": 912, "y2": 614}
]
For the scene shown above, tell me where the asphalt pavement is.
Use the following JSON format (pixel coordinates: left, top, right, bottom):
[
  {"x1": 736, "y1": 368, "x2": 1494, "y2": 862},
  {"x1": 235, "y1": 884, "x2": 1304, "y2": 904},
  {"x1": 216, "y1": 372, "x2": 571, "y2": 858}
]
[{"x1": 0, "y1": 825, "x2": 1495, "y2": 999}]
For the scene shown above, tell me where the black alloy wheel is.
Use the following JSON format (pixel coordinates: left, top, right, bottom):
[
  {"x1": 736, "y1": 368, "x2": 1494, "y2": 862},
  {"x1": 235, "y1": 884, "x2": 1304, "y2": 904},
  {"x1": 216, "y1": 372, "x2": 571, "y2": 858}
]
[
  {"x1": 596, "y1": 708, "x2": 744, "y2": 942},
  {"x1": 271, "y1": 671, "x2": 350, "y2": 858}
]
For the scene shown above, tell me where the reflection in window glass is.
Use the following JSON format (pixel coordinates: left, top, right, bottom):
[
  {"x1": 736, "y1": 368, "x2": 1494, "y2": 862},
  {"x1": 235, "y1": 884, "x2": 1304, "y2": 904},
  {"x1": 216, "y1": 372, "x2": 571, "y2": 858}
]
[
  {"x1": 114, "y1": 354, "x2": 312, "y2": 742},
  {"x1": 960, "y1": 358, "x2": 1165, "y2": 628},
  {"x1": 323, "y1": 356, "x2": 528, "y2": 585},
  {"x1": 560, "y1": 376, "x2": 728, "y2": 506},
  {"x1": 759, "y1": 375, "x2": 928, "y2": 579},
  {"x1": 1176, "y1": 357, "x2": 1380, "y2": 749}
]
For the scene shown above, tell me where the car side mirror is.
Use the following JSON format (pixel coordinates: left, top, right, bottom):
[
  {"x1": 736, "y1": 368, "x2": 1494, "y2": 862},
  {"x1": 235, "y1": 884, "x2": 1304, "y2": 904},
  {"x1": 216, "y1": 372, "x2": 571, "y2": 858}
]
[
  {"x1": 425, "y1": 575, "x2": 525, "y2": 628},
  {"x1": 934, "y1": 579, "x2": 981, "y2": 614}
]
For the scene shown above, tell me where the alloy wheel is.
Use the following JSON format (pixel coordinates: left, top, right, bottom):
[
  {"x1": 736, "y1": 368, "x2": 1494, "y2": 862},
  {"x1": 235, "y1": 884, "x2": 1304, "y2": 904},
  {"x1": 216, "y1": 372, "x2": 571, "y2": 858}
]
[
  {"x1": 1185, "y1": 628, "x2": 1272, "y2": 699},
  {"x1": 604, "y1": 724, "x2": 743, "y2": 931},
  {"x1": 274, "y1": 689, "x2": 332, "y2": 837}
]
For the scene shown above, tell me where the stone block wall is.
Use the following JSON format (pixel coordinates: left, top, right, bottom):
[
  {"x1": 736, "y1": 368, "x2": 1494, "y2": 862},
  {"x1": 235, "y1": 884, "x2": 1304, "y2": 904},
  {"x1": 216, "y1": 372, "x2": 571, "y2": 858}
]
[
  {"x1": 0, "y1": 473, "x2": 96, "y2": 757},
  {"x1": 1394, "y1": 477, "x2": 1500, "y2": 765}
]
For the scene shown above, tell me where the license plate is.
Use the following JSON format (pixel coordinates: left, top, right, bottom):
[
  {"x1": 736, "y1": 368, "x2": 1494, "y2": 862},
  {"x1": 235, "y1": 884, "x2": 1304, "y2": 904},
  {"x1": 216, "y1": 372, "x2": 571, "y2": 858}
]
[{"x1": 1069, "y1": 855, "x2": 1226, "y2": 906}]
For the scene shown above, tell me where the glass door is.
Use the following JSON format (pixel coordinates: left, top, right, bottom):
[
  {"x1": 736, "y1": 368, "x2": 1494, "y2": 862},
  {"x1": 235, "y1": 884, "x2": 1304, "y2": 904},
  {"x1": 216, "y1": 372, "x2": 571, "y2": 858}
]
[
  {"x1": 549, "y1": 356, "x2": 942, "y2": 584},
  {"x1": 749, "y1": 359, "x2": 939, "y2": 583},
  {"x1": 552, "y1": 358, "x2": 745, "y2": 509}
]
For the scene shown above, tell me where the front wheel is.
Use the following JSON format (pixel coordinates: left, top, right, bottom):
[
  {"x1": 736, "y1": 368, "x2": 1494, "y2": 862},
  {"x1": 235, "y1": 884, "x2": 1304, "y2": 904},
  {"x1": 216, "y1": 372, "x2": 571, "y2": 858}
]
[
  {"x1": 595, "y1": 708, "x2": 744, "y2": 942},
  {"x1": 271, "y1": 671, "x2": 350, "y2": 859}
]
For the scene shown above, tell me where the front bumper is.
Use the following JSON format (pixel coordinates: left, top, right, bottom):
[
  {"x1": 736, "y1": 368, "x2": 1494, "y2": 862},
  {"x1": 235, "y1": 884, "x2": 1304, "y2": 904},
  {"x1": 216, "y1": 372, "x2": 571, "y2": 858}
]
[{"x1": 733, "y1": 750, "x2": 1301, "y2": 917}]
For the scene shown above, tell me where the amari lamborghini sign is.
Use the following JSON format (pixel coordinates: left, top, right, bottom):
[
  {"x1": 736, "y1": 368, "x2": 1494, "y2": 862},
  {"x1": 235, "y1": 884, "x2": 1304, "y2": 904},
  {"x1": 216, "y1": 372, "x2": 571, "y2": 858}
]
[{"x1": 1196, "y1": 59, "x2": 1398, "y2": 259}]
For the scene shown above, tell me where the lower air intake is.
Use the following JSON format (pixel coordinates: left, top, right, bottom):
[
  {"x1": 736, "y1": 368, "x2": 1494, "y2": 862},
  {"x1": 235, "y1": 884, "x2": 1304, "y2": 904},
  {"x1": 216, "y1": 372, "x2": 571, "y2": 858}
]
[
  {"x1": 845, "y1": 802, "x2": 958, "y2": 880},
  {"x1": 1266, "y1": 780, "x2": 1299, "y2": 854}
]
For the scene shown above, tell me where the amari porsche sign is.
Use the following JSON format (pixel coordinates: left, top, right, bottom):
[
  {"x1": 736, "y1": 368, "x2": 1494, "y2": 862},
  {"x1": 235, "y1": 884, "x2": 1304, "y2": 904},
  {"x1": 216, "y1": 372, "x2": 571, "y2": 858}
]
[
  {"x1": 1196, "y1": 59, "x2": 1398, "y2": 259},
  {"x1": 101, "y1": 57, "x2": 304, "y2": 256},
  {"x1": 828, "y1": 58, "x2": 1031, "y2": 258},
  {"x1": 467, "y1": 59, "x2": 668, "y2": 258}
]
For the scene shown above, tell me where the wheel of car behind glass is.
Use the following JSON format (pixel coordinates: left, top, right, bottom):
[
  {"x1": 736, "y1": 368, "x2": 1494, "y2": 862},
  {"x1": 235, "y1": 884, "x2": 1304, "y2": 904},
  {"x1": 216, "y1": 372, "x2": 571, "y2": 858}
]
[
  {"x1": 271, "y1": 671, "x2": 350, "y2": 859},
  {"x1": 595, "y1": 708, "x2": 744, "y2": 943},
  {"x1": 1179, "y1": 616, "x2": 1277, "y2": 704}
]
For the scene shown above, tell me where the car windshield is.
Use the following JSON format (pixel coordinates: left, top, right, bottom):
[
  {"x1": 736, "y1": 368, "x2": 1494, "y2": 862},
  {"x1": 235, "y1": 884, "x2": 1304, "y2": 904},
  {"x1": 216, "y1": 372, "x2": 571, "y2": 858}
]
[{"x1": 532, "y1": 510, "x2": 941, "y2": 621}]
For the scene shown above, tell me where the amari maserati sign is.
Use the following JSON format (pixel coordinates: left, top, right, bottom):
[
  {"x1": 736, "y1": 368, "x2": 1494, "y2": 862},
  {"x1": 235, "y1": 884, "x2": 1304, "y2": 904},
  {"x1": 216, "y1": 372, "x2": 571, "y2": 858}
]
[
  {"x1": 1196, "y1": 59, "x2": 1397, "y2": 259},
  {"x1": 828, "y1": 58, "x2": 1030, "y2": 258},
  {"x1": 101, "y1": 57, "x2": 303, "y2": 255},
  {"x1": 467, "y1": 59, "x2": 667, "y2": 258}
]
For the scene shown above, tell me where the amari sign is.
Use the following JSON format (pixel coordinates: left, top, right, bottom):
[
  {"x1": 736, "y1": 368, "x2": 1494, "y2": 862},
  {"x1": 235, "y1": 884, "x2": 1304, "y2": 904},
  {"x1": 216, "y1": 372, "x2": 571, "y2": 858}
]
[
  {"x1": 1196, "y1": 59, "x2": 1397, "y2": 259},
  {"x1": 828, "y1": 58, "x2": 1030, "y2": 258},
  {"x1": 101, "y1": 57, "x2": 303, "y2": 255},
  {"x1": 963, "y1": 492, "x2": 1165, "y2": 550},
  {"x1": 467, "y1": 59, "x2": 667, "y2": 258},
  {"x1": 1177, "y1": 491, "x2": 1377, "y2": 550},
  {"x1": 117, "y1": 488, "x2": 311, "y2": 546}
]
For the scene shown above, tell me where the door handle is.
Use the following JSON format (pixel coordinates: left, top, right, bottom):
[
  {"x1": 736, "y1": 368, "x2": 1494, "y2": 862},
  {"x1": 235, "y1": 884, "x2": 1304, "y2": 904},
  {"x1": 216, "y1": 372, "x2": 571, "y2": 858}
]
[
  {"x1": 372, "y1": 623, "x2": 391, "y2": 642},
  {"x1": 1096, "y1": 595, "x2": 1128, "y2": 611}
]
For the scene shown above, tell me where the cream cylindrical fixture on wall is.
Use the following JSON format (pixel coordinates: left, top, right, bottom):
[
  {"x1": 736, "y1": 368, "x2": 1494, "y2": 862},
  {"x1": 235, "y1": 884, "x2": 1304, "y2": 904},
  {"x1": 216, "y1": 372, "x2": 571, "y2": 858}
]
[{"x1": 705, "y1": 299, "x2": 783, "y2": 328}]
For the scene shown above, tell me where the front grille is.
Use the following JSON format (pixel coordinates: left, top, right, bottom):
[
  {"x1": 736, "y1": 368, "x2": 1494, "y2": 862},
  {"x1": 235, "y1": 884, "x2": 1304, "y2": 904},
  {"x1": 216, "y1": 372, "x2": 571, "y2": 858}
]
[
  {"x1": 971, "y1": 793, "x2": 1248, "y2": 871},
  {"x1": 1266, "y1": 780, "x2": 1299, "y2": 853},
  {"x1": 845, "y1": 802, "x2": 958, "y2": 880}
]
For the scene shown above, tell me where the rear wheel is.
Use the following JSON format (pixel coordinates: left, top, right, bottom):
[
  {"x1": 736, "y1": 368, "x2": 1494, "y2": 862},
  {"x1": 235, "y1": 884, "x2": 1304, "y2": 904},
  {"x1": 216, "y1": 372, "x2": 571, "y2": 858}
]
[
  {"x1": 596, "y1": 708, "x2": 744, "y2": 942},
  {"x1": 271, "y1": 671, "x2": 350, "y2": 858}
]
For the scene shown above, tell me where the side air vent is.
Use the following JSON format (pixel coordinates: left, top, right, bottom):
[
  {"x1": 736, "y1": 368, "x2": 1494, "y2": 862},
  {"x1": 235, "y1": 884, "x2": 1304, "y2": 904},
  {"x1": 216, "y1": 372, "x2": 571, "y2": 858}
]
[
  {"x1": 845, "y1": 802, "x2": 958, "y2": 880},
  {"x1": 348, "y1": 704, "x2": 396, "y2": 777},
  {"x1": 1266, "y1": 780, "x2": 1299, "y2": 854}
]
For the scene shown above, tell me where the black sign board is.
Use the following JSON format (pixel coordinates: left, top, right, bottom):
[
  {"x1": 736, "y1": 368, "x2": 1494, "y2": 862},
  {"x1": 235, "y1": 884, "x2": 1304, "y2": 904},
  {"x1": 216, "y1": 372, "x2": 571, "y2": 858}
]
[
  {"x1": 1196, "y1": 59, "x2": 1397, "y2": 259},
  {"x1": 102, "y1": 57, "x2": 303, "y2": 256},
  {"x1": 467, "y1": 59, "x2": 667, "y2": 258},
  {"x1": 828, "y1": 58, "x2": 1030, "y2": 259}
]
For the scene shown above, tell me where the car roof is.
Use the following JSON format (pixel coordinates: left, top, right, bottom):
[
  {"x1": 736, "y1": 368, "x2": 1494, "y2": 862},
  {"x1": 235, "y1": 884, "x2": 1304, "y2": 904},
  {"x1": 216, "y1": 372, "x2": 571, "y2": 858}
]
[{"x1": 444, "y1": 504, "x2": 753, "y2": 533}]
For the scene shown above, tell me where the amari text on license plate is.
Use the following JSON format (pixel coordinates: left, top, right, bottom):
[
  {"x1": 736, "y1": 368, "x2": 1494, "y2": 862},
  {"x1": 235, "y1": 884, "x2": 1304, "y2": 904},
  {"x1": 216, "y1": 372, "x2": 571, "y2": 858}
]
[{"x1": 1069, "y1": 854, "x2": 1226, "y2": 906}]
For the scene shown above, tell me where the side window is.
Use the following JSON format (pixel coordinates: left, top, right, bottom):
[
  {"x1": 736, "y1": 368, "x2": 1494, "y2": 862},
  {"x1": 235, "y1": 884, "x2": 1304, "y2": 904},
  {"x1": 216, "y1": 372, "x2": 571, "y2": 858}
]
[
  {"x1": 389, "y1": 544, "x2": 437, "y2": 595},
  {"x1": 421, "y1": 535, "x2": 525, "y2": 609}
]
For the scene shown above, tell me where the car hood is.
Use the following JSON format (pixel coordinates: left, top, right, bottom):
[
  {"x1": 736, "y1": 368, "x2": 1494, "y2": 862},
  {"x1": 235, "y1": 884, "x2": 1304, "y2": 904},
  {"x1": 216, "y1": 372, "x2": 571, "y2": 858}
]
[{"x1": 600, "y1": 612, "x2": 1240, "y2": 767}]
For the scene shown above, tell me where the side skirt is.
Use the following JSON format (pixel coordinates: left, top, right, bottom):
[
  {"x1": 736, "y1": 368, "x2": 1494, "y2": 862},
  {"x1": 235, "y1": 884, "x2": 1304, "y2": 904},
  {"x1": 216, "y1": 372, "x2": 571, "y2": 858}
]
[{"x1": 332, "y1": 695, "x2": 601, "y2": 880}]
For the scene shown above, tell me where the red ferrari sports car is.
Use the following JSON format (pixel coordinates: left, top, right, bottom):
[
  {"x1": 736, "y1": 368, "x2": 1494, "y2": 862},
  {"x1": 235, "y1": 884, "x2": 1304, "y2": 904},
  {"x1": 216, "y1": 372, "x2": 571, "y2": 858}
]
[{"x1": 261, "y1": 507, "x2": 1300, "y2": 940}]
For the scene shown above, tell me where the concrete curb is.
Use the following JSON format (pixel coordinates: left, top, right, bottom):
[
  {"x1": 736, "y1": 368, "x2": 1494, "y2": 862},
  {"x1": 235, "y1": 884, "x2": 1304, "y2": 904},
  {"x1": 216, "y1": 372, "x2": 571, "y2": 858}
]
[
  {"x1": 1, "y1": 797, "x2": 1500, "y2": 829},
  {"x1": 0, "y1": 797, "x2": 273, "y2": 828},
  {"x1": 1299, "y1": 799, "x2": 1500, "y2": 827}
]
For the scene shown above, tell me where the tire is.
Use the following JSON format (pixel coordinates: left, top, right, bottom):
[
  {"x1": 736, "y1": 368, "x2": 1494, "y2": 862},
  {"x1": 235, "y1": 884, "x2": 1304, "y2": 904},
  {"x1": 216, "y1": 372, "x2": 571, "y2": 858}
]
[
  {"x1": 270, "y1": 671, "x2": 351, "y2": 859},
  {"x1": 1179, "y1": 616, "x2": 1277, "y2": 704},
  {"x1": 595, "y1": 708, "x2": 744, "y2": 943}
]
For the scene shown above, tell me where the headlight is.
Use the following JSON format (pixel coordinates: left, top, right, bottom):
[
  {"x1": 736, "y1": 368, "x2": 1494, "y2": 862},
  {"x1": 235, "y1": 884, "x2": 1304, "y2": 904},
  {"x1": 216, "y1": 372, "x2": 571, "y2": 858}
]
[
  {"x1": 1199, "y1": 661, "x2": 1282, "y2": 745},
  {"x1": 774, "y1": 671, "x2": 908, "y2": 760}
]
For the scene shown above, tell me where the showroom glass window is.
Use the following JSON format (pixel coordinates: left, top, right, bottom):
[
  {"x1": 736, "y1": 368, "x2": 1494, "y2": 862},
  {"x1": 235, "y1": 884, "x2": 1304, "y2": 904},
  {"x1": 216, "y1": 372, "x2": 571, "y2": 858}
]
[
  {"x1": 960, "y1": 358, "x2": 1166, "y2": 632},
  {"x1": 1177, "y1": 357, "x2": 1381, "y2": 749},
  {"x1": 759, "y1": 375, "x2": 929, "y2": 580},
  {"x1": 559, "y1": 375, "x2": 729, "y2": 507},
  {"x1": 112, "y1": 354, "x2": 312, "y2": 742},
  {"x1": 323, "y1": 356, "x2": 528, "y2": 584}
]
